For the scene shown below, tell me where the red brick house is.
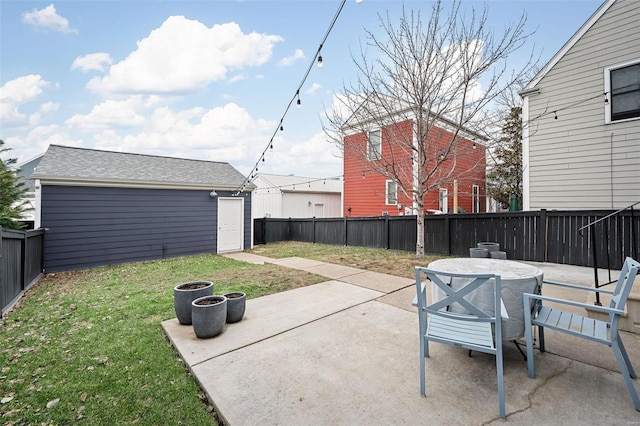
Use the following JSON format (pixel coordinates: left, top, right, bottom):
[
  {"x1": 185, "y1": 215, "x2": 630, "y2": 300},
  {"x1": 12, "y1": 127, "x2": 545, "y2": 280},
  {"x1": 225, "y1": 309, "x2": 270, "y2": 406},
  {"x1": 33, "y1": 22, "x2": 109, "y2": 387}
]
[{"x1": 342, "y1": 109, "x2": 486, "y2": 217}]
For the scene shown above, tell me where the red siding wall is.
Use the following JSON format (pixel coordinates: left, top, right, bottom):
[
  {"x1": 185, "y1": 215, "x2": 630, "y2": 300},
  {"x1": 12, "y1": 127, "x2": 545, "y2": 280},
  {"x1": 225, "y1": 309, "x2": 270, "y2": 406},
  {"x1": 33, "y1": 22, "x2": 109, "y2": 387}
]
[{"x1": 343, "y1": 119, "x2": 486, "y2": 216}]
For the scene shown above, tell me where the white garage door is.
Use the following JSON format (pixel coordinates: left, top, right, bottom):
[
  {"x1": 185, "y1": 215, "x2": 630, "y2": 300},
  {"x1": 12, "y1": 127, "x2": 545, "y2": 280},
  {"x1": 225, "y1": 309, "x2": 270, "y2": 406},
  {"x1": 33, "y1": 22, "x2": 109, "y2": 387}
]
[{"x1": 217, "y1": 198, "x2": 244, "y2": 253}]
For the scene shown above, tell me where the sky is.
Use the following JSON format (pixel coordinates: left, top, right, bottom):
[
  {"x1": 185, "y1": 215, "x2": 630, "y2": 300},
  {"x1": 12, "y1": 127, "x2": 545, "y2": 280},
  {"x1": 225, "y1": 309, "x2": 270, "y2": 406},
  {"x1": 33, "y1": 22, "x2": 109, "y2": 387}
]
[{"x1": 1, "y1": 0, "x2": 604, "y2": 180}]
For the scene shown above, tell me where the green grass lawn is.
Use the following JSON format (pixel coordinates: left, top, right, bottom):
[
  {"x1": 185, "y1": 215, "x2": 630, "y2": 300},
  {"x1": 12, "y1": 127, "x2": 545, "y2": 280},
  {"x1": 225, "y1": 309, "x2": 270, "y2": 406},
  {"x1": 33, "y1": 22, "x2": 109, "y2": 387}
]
[{"x1": 0, "y1": 253, "x2": 326, "y2": 425}]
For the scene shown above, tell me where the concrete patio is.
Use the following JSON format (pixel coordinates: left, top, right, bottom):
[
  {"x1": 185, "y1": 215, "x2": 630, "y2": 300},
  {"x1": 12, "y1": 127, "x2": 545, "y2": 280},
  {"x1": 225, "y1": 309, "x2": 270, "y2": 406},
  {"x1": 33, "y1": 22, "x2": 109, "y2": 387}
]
[{"x1": 162, "y1": 253, "x2": 640, "y2": 425}]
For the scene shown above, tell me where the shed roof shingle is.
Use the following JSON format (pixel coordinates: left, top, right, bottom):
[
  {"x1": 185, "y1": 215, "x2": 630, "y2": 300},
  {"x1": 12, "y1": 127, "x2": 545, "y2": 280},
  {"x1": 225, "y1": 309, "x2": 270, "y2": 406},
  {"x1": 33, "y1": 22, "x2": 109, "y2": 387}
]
[{"x1": 32, "y1": 145, "x2": 251, "y2": 190}]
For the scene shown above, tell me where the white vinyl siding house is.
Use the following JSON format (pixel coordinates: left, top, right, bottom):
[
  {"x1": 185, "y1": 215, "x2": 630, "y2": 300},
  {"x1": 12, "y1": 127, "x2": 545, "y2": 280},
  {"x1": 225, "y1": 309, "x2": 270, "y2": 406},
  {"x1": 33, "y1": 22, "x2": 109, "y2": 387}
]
[
  {"x1": 251, "y1": 173, "x2": 342, "y2": 218},
  {"x1": 521, "y1": 0, "x2": 640, "y2": 210}
]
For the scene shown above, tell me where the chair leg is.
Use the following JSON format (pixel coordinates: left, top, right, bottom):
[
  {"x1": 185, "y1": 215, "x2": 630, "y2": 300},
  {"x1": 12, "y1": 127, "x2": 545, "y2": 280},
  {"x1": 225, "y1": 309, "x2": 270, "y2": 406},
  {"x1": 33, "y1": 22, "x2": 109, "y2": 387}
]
[
  {"x1": 612, "y1": 340, "x2": 640, "y2": 411},
  {"x1": 538, "y1": 325, "x2": 545, "y2": 352},
  {"x1": 617, "y1": 335, "x2": 637, "y2": 379},
  {"x1": 523, "y1": 301, "x2": 536, "y2": 378},
  {"x1": 420, "y1": 337, "x2": 426, "y2": 397},
  {"x1": 496, "y1": 346, "x2": 506, "y2": 419}
]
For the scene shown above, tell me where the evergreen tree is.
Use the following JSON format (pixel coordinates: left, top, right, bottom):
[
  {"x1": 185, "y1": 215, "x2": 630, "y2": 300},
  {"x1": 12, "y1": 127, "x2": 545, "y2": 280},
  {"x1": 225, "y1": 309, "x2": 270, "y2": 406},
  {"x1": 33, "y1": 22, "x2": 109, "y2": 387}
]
[
  {"x1": 487, "y1": 107, "x2": 522, "y2": 210},
  {"x1": 0, "y1": 139, "x2": 29, "y2": 230}
]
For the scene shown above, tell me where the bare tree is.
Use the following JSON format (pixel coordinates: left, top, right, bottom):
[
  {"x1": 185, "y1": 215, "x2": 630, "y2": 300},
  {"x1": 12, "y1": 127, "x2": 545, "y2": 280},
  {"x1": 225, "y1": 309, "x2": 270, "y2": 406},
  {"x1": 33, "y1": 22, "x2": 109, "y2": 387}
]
[{"x1": 324, "y1": 0, "x2": 537, "y2": 257}]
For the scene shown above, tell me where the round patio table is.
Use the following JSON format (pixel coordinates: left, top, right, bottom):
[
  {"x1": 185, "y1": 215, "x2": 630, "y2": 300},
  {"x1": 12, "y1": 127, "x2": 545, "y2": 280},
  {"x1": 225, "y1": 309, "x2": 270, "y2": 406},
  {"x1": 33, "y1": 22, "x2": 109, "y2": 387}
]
[{"x1": 427, "y1": 257, "x2": 543, "y2": 341}]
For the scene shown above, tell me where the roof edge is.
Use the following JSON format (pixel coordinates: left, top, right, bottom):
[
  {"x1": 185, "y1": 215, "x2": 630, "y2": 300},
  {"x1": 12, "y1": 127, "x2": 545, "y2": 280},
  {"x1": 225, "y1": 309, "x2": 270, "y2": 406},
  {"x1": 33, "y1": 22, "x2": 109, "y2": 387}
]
[{"x1": 523, "y1": 0, "x2": 615, "y2": 92}]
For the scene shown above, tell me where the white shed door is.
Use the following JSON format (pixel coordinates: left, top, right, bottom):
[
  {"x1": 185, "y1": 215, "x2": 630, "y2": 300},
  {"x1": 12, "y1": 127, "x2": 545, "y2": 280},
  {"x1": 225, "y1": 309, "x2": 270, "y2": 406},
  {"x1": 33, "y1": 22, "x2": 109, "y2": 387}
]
[{"x1": 218, "y1": 198, "x2": 243, "y2": 253}]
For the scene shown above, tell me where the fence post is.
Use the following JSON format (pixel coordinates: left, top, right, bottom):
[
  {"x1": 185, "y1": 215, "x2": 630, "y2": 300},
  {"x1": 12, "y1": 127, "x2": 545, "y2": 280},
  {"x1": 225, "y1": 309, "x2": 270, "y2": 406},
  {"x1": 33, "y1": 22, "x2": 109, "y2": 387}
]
[
  {"x1": 536, "y1": 209, "x2": 547, "y2": 262},
  {"x1": 343, "y1": 216, "x2": 348, "y2": 246},
  {"x1": 384, "y1": 215, "x2": 389, "y2": 249},
  {"x1": 312, "y1": 217, "x2": 316, "y2": 244},
  {"x1": 444, "y1": 215, "x2": 451, "y2": 255}
]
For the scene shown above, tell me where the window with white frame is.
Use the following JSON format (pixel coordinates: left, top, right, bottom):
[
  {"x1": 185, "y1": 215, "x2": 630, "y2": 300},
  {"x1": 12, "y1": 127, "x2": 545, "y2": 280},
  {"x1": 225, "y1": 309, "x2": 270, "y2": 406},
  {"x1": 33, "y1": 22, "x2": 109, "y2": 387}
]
[
  {"x1": 386, "y1": 180, "x2": 397, "y2": 205},
  {"x1": 439, "y1": 188, "x2": 448, "y2": 212},
  {"x1": 367, "y1": 129, "x2": 382, "y2": 160},
  {"x1": 605, "y1": 60, "x2": 640, "y2": 123},
  {"x1": 472, "y1": 185, "x2": 480, "y2": 213}
]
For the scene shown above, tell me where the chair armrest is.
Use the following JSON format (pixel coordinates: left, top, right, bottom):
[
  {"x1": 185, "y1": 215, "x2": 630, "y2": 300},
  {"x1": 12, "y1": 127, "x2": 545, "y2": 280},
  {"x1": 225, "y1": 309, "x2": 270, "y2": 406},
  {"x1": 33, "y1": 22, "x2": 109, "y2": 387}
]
[
  {"x1": 542, "y1": 279, "x2": 614, "y2": 295},
  {"x1": 523, "y1": 292, "x2": 625, "y2": 316},
  {"x1": 412, "y1": 281, "x2": 426, "y2": 307}
]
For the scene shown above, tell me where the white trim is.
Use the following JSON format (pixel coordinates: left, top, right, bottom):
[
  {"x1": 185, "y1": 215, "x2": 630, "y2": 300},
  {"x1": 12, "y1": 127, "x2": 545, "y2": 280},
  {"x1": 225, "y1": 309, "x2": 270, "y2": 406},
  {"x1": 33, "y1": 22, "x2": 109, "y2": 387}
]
[
  {"x1": 367, "y1": 128, "x2": 382, "y2": 161},
  {"x1": 34, "y1": 179, "x2": 42, "y2": 229},
  {"x1": 604, "y1": 58, "x2": 640, "y2": 124},
  {"x1": 522, "y1": 96, "x2": 531, "y2": 211},
  {"x1": 472, "y1": 184, "x2": 480, "y2": 213},
  {"x1": 385, "y1": 180, "x2": 398, "y2": 205},
  {"x1": 524, "y1": 0, "x2": 616, "y2": 90},
  {"x1": 439, "y1": 188, "x2": 448, "y2": 212}
]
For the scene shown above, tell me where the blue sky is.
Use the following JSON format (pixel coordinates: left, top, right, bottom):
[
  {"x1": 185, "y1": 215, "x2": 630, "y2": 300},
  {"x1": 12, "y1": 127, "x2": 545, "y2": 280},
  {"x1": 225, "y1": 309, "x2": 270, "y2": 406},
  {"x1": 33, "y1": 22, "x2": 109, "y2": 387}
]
[{"x1": 1, "y1": 0, "x2": 603, "y2": 179}]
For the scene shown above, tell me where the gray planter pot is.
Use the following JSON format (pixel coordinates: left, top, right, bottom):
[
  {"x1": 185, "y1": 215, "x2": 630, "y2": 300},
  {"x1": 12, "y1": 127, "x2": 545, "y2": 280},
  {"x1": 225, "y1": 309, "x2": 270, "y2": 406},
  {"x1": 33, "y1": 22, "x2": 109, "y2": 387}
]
[
  {"x1": 490, "y1": 250, "x2": 507, "y2": 259},
  {"x1": 223, "y1": 292, "x2": 246, "y2": 323},
  {"x1": 192, "y1": 295, "x2": 227, "y2": 339},
  {"x1": 173, "y1": 281, "x2": 213, "y2": 325},
  {"x1": 477, "y1": 242, "x2": 500, "y2": 252},
  {"x1": 469, "y1": 247, "x2": 489, "y2": 258}
]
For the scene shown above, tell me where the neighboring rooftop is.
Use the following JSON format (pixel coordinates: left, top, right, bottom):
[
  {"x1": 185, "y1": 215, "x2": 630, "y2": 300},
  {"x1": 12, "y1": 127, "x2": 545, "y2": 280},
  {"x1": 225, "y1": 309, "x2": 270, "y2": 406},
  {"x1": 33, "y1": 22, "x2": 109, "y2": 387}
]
[
  {"x1": 255, "y1": 173, "x2": 342, "y2": 193},
  {"x1": 32, "y1": 145, "x2": 252, "y2": 190}
]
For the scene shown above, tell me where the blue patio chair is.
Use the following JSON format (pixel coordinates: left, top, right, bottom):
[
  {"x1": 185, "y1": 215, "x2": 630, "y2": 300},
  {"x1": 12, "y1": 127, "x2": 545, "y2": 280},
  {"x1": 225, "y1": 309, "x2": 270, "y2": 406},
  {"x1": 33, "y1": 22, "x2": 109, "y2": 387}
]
[
  {"x1": 523, "y1": 257, "x2": 640, "y2": 411},
  {"x1": 415, "y1": 267, "x2": 506, "y2": 419}
]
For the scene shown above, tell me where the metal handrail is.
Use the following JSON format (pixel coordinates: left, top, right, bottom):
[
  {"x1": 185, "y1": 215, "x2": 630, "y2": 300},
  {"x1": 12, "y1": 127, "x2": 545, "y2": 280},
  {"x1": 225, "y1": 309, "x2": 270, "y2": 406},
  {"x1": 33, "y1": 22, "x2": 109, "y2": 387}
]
[{"x1": 578, "y1": 201, "x2": 639, "y2": 305}]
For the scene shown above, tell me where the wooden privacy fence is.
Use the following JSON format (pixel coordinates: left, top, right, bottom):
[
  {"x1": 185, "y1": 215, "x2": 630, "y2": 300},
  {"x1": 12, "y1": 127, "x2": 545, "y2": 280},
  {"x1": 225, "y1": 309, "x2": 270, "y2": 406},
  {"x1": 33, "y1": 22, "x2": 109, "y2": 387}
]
[
  {"x1": 1, "y1": 227, "x2": 44, "y2": 316},
  {"x1": 254, "y1": 209, "x2": 640, "y2": 270}
]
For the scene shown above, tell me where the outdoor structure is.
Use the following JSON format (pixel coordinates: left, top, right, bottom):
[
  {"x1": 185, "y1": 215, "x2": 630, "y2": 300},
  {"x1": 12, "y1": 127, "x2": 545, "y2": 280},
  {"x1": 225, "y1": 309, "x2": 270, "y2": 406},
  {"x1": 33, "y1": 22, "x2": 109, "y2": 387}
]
[
  {"x1": 342, "y1": 107, "x2": 486, "y2": 217},
  {"x1": 520, "y1": 0, "x2": 640, "y2": 210},
  {"x1": 31, "y1": 145, "x2": 253, "y2": 272},
  {"x1": 251, "y1": 173, "x2": 342, "y2": 219},
  {"x1": 15, "y1": 153, "x2": 44, "y2": 229}
]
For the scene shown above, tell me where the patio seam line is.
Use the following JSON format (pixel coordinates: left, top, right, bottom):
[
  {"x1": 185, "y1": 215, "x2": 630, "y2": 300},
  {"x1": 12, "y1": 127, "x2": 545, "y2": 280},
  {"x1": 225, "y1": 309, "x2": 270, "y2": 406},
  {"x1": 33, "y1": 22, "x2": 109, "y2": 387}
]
[
  {"x1": 504, "y1": 361, "x2": 573, "y2": 422},
  {"x1": 189, "y1": 287, "x2": 383, "y2": 369}
]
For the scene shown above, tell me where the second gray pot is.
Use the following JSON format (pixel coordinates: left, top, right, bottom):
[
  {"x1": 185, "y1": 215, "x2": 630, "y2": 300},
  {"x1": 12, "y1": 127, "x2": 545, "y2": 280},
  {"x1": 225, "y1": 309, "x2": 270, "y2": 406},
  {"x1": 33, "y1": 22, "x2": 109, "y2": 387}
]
[{"x1": 192, "y1": 295, "x2": 227, "y2": 339}]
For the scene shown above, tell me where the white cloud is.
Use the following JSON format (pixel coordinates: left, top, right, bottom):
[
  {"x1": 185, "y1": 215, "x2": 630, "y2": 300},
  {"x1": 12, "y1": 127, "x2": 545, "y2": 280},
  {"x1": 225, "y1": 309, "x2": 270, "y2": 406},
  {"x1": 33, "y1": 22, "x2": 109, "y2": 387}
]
[
  {"x1": 21, "y1": 4, "x2": 77, "y2": 34},
  {"x1": 305, "y1": 83, "x2": 323, "y2": 96},
  {"x1": 86, "y1": 16, "x2": 283, "y2": 95},
  {"x1": 65, "y1": 96, "x2": 149, "y2": 130},
  {"x1": 0, "y1": 75, "x2": 49, "y2": 127},
  {"x1": 7, "y1": 125, "x2": 82, "y2": 165},
  {"x1": 71, "y1": 53, "x2": 113, "y2": 72},
  {"x1": 268, "y1": 131, "x2": 342, "y2": 178},
  {"x1": 40, "y1": 101, "x2": 59, "y2": 113},
  {"x1": 278, "y1": 49, "x2": 305, "y2": 66},
  {"x1": 228, "y1": 74, "x2": 246, "y2": 84}
]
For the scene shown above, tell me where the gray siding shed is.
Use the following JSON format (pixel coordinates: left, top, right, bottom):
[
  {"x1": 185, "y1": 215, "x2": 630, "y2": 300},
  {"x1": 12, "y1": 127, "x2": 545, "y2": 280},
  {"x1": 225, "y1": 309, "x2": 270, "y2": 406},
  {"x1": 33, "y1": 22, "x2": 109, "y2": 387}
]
[{"x1": 33, "y1": 145, "x2": 253, "y2": 272}]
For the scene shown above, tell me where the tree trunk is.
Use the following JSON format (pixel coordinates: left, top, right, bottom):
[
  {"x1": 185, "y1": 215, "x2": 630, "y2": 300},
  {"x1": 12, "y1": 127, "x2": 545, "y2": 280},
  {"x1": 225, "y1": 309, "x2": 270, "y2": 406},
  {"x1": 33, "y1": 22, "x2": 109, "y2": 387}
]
[{"x1": 416, "y1": 210, "x2": 425, "y2": 258}]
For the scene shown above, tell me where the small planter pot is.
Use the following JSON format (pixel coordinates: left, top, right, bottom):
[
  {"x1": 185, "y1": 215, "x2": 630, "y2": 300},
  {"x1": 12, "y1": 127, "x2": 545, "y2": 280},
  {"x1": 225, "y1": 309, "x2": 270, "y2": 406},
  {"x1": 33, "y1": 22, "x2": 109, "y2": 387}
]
[
  {"x1": 223, "y1": 292, "x2": 246, "y2": 323},
  {"x1": 490, "y1": 250, "x2": 507, "y2": 260},
  {"x1": 469, "y1": 247, "x2": 489, "y2": 258},
  {"x1": 192, "y1": 295, "x2": 227, "y2": 339},
  {"x1": 174, "y1": 281, "x2": 213, "y2": 325},
  {"x1": 477, "y1": 242, "x2": 500, "y2": 253}
]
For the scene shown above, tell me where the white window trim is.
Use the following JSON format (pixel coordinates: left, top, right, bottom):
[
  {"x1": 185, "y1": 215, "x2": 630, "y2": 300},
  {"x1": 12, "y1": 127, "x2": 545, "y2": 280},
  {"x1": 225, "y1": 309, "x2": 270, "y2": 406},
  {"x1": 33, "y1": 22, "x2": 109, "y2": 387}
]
[
  {"x1": 367, "y1": 128, "x2": 382, "y2": 161},
  {"x1": 604, "y1": 58, "x2": 640, "y2": 124},
  {"x1": 385, "y1": 180, "x2": 397, "y2": 205},
  {"x1": 472, "y1": 184, "x2": 479, "y2": 213},
  {"x1": 439, "y1": 188, "x2": 448, "y2": 212}
]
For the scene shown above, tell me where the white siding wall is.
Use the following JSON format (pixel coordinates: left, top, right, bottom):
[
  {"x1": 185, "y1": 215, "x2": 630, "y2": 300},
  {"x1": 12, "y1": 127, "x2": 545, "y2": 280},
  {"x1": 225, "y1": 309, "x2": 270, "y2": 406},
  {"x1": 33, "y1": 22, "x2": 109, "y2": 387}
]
[
  {"x1": 525, "y1": 0, "x2": 640, "y2": 210},
  {"x1": 281, "y1": 192, "x2": 342, "y2": 218}
]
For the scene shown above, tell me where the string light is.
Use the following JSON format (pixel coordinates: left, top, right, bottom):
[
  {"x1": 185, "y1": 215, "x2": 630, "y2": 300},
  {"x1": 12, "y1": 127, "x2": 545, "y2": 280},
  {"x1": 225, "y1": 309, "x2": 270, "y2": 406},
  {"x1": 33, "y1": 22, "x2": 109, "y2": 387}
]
[{"x1": 234, "y1": 0, "x2": 349, "y2": 192}]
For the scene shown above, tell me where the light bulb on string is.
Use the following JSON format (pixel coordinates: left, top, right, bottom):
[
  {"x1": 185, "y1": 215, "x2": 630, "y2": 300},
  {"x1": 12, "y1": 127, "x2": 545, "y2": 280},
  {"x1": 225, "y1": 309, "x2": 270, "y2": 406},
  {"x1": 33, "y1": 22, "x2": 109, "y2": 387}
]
[
  {"x1": 317, "y1": 54, "x2": 323, "y2": 68},
  {"x1": 296, "y1": 91, "x2": 301, "y2": 109}
]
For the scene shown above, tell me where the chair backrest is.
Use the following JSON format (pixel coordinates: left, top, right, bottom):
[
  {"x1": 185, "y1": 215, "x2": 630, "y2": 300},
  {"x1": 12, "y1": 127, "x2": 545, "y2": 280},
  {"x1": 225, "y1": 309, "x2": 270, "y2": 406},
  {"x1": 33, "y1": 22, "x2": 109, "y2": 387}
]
[
  {"x1": 609, "y1": 257, "x2": 640, "y2": 317},
  {"x1": 415, "y1": 267, "x2": 502, "y2": 341}
]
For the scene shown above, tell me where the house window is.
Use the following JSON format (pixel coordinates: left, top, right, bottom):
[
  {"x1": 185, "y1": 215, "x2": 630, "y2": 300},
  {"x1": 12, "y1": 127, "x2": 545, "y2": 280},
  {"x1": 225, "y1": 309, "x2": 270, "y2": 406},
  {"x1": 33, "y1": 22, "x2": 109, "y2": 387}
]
[
  {"x1": 367, "y1": 129, "x2": 382, "y2": 160},
  {"x1": 386, "y1": 180, "x2": 397, "y2": 205},
  {"x1": 439, "y1": 188, "x2": 448, "y2": 212},
  {"x1": 472, "y1": 185, "x2": 480, "y2": 213},
  {"x1": 605, "y1": 60, "x2": 640, "y2": 123}
]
